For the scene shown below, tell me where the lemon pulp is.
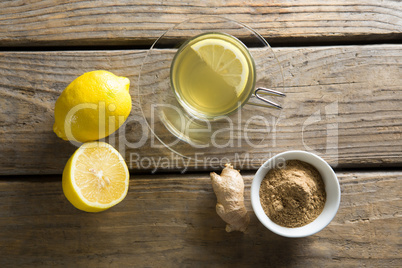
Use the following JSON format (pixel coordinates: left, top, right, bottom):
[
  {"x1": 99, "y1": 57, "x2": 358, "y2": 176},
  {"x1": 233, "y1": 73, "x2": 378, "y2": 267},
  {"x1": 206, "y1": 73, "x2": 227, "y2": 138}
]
[
  {"x1": 62, "y1": 142, "x2": 129, "y2": 212},
  {"x1": 171, "y1": 33, "x2": 255, "y2": 119}
]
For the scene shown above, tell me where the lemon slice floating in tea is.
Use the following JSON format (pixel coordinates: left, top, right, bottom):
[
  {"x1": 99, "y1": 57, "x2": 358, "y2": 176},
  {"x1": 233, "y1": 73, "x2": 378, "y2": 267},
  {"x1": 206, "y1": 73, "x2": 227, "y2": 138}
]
[
  {"x1": 191, "y1": 36, "x2": 249, "y2": 96},
  {"x1": 62, "y1": 142, "x2": 129, "y2": 212}
]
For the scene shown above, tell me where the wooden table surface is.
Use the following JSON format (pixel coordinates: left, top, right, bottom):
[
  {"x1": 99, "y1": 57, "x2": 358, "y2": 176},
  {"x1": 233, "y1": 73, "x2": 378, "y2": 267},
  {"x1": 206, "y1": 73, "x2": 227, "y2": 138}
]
[{"x1": 1, "y1": 1, "x2": 401, "y2": 267}]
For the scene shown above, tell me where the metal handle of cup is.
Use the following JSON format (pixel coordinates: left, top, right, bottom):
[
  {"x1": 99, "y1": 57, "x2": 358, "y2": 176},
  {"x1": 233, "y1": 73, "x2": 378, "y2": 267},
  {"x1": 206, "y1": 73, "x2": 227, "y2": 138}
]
[{"x1": 247, "y1": 87, "x2": 286, "y2": 109}]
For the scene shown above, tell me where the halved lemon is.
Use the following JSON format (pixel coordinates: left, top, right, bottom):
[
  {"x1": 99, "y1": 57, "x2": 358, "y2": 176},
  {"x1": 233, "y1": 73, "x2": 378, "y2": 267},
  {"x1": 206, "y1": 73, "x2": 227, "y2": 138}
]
[
  {"x1": 62, "y1": 142, "x2": 129, "y2": 212},
  {"x1": 190, "y1": 36, "x2": 250, "y2": 96}
]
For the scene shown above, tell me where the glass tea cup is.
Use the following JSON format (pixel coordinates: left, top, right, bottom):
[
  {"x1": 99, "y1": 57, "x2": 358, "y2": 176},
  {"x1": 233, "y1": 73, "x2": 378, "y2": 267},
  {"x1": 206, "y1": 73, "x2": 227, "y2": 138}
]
[{"x1": 170, "y1": 32, "x2": 256, "y2": 121}]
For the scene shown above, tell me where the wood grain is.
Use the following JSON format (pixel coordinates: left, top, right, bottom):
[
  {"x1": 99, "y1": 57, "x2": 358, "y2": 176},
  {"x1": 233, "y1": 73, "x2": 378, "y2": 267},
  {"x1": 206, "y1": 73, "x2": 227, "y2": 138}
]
[
  {"x1": 0, "y1": 0, "x2": 401, "y2": 47},
  {"x1": 0, "y1": 45, "x2": 401, "y2": 175},
  {"x1": 0, "y1": 171, "x2": 400, "y2": 267}
]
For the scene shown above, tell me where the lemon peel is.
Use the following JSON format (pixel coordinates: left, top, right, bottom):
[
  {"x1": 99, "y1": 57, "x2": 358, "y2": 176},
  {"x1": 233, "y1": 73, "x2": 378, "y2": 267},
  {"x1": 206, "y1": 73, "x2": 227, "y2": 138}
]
[{"x1": 53, "y1": 70, "x2": 131, "y2": 142}]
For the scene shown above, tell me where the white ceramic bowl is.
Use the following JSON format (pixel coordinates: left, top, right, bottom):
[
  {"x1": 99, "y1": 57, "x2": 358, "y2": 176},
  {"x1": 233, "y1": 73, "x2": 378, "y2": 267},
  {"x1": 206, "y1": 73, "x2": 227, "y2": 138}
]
[{"x1": 251, "y1": 150, "x2": 341, "y2": 238}]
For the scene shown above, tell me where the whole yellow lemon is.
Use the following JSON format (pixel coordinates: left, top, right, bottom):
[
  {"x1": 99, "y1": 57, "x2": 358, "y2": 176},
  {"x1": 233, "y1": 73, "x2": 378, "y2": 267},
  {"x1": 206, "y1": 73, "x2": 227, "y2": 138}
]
[{"x1": 53, "y1": 70, "x2": 132, "y2": 142}]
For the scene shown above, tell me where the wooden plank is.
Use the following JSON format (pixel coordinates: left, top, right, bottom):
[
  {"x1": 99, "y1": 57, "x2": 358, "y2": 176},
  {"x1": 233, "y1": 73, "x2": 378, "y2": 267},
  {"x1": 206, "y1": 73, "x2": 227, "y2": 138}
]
[
  {"x1": 0, "y1": 171, "x2": 400, "y2": 266},
  {"x1": 0, "y1": 45, "x2": 401, "y2": 175},
  {"x1": 0, "y1": 0, "x2": 401, "y2": 47}
]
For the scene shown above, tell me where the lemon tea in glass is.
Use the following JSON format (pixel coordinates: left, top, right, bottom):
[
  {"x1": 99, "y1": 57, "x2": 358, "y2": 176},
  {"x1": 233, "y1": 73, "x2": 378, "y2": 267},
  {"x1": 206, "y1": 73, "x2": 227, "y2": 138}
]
[{"x1": 170, "y1": 32, "x2": 256, "y2": 120}]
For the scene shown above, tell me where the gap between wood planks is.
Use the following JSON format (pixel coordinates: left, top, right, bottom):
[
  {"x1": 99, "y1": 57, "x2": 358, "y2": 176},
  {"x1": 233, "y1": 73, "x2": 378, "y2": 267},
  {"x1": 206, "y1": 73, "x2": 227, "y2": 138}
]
[
  {"x1": 1, "y1": 35, "x2": 402, "y2": 52},
  {"x1": 1, "y1": 167, "x2": 401, "y2": 181}
]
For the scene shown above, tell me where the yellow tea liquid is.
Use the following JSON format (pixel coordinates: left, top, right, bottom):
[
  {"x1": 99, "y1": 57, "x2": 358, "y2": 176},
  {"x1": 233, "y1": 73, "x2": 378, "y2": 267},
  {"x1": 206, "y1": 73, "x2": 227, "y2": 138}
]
[{"x1": 170, "y1": 32, "x2": 255, "y2": 119}]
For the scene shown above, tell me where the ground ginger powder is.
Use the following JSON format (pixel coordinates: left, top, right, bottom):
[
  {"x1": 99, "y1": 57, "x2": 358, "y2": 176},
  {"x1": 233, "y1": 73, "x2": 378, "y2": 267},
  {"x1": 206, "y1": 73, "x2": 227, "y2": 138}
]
[{"x1": 259, "y1": 160, "x2": 326, "y2": 228}]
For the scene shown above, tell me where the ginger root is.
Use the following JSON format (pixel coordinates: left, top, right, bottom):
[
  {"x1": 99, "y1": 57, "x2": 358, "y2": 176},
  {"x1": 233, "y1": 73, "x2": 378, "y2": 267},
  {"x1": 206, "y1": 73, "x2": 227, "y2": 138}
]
[{"x1": 210, "y1": 164, "x2": 250, "y2": 232}]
